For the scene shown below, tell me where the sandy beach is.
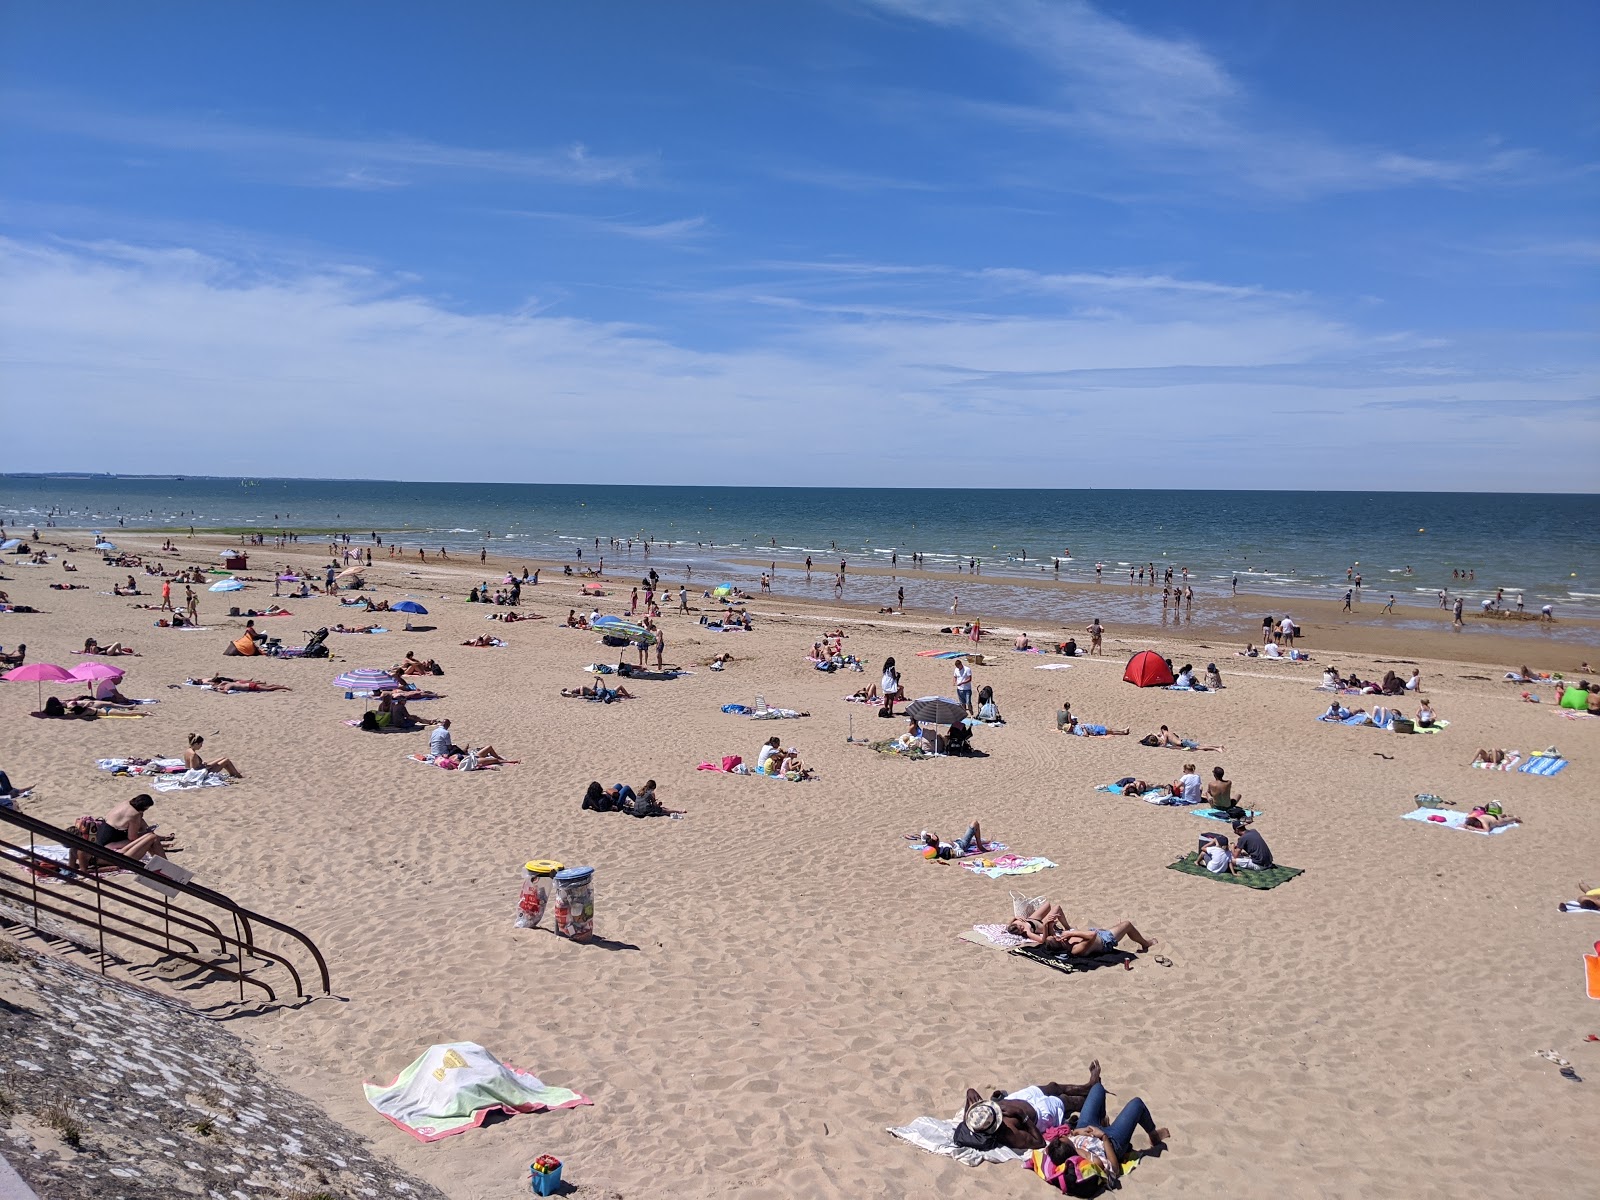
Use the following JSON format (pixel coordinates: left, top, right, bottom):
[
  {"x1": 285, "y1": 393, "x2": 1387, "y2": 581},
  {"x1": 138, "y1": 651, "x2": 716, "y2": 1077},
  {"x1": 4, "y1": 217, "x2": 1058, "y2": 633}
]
[{"x1": 4, "y1": 530, "x2": 1598, "y2": 1200}]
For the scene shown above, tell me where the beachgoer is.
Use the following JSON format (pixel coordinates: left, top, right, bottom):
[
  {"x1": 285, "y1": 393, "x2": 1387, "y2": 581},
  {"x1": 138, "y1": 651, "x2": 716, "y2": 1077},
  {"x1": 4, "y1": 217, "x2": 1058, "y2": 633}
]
[
  {"x1": 95, "y1": 794, "x2": 174, "y2": 860},
  {"x1": 953, "y1": 658, "x2": 973, "y2": 714},
  {"x1": 1064, "y1": 716, "x2": 1130, "y2": 737},
  {"x1": 1203, "y1": 766, "x2": 1241, "y2": 813},
  {"x1": 921, "y1": 822, "x2": 991, "y2": 860},
  {"x1": 184, "y1": 734, "x2": 242, "y2": 778},
  {"x1": 957, "y1": 1062, "x2": 1103, "y2": 1152},
  {"x1": 880, "y1": 658, "x2": 902, "y2": 713},
  {"x1": 1039, "y1": 1080, "x2": 1169, "y2": 1186},
  {"x1": 1465, "y1": 804, "x2": 1519, "y2": 832},
  {"x1": 1086, "y1": 619, "x2": 1103, "y2": 655}
]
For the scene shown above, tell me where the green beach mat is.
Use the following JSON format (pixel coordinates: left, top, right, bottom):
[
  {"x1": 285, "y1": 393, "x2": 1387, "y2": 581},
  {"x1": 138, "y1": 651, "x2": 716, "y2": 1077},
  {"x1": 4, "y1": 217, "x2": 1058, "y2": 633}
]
[{"x1": 1167, "y1": 851, "x2": 1304, "y2": 890}]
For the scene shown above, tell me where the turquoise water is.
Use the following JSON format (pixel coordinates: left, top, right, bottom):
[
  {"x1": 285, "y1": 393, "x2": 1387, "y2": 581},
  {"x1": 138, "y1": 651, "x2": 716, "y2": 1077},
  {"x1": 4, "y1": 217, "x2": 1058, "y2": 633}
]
[{"x1": 3, "y1": 477, "x2": 1596, "y2": 636}]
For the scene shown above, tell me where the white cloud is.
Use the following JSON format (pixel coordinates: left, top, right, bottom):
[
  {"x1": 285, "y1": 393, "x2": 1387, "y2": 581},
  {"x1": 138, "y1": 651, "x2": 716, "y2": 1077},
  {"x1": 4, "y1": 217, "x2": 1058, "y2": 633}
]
[
  {"x1": 863, "y1": 0, "x2": 1532, "y2": 197},
  {"x1": 503, "y1": 211, "x2": 708, "y2": 242},
  {"x1": 4, "y1": 91, "x2": 646, "y2": 187},
  {"x1": 1, "y1": 236, "x2": 1593, "y2": 486}
]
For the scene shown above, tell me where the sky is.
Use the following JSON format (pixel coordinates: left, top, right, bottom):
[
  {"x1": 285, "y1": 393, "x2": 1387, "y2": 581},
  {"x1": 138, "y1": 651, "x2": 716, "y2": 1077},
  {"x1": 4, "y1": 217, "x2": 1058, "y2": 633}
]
[{"x1": 0, "y1": 1, "x2": 1596, "y2": 489}]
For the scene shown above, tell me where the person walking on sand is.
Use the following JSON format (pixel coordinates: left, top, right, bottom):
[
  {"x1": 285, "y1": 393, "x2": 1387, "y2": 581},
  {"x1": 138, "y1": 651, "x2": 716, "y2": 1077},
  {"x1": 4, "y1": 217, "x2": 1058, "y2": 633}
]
[
  {"x1": 160, "y1": 578, "x2": 172, "y2": 611},
  {"x1": 950, "y1": 593, "x2": 959, "y2": 615},
  {"x1": 1453, "y1": 597, "x2": 1464, "y2": 629},
  {"x1": 1087, "y1": 618, "x2": 1103, "y2": 655},
  {"x1": 1383, "y1": 594, "x2": 1396, "y2": 613},
  {"x1": 1342, "y1": 589, "x2": 1353, "y2": 613}
]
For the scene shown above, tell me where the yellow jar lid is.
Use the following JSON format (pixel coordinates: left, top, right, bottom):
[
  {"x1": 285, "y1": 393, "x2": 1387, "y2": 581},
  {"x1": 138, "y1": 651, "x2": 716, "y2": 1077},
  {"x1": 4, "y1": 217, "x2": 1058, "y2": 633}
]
[{"x1": 525, "y1": 859, "x2": 564, "y2": 876}]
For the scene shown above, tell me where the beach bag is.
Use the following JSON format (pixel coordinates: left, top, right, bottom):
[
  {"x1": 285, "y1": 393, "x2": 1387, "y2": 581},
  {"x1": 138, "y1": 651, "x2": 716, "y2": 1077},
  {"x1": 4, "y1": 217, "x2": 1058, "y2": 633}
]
[
  {"x1": 1010, "y1": 891, "x2": 1047, "y2": 918},
  {"x1": 1560, "y1": 687, "x2": 1587, "y2": 710},
  {"x1": 721, "y1": 754, "x2": 742, "y2": 772},
  {"x1": 1392, "y1": 717, "x2": 1415, "y2": 734}
]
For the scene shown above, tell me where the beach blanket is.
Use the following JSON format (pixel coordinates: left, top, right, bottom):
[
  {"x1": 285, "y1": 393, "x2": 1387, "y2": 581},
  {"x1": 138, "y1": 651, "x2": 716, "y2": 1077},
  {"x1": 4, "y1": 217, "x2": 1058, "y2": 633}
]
[
  {"x1": 1519, "y1": 753, "x2": 1569, "y2": 776},
  {"x1": 888, "y1": 1114, "x2": 1023, "y2": 1167},
  {"x1": 695, "y1": 759, "x2": 812, "y2": 781},
  {"x1": 1009, "y1": 944, "x2": 1135, "y2": 973},
  {"x1": 1192, "y1": 807, "x2": 1262, "y2": 822},
  {"x1": 1559, "y1": 903, "x2": 1600, "y2": 915},
  {"x1": 151, "y1": 769, "x2": 231, "y2": 792},
  {"x1": 1470, "y1": 751, "x2": 1522, "y2": 772},
  {"x1": 915, "y1": 650, "x2": 970, "y2": 659},
  {"x1": 1033, "y1": 663, "x2": 1075, "y2": 670},
  {"x1": 1561, "y1": 710, "x2": 1599, "y2": 720},
  {"x1": 331, "y1": 626, "x2": 389, "y2": 634},
  {"x1": 1166, "y1": 683, "x2": 1212, "y2": 692},
  {"x1": 1167, "y1": 851, "x2": 1304, "y2": 889},
  {"x1": 363, "y1": 1042, "x2": 590, "y2": 1143},
  {"x1": 407, "y1": 752, "x2": 515, "y2": 772},
  {"x1": 1400, "y1": 808, "x2": 1518, "y2": 835},
  {"x1": 959, "y1": 854, "x2": 1056, "y2": 879}
]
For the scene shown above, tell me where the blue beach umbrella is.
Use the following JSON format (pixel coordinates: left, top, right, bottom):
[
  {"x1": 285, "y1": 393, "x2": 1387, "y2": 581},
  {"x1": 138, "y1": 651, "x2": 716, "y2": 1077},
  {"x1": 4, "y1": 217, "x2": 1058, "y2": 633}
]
[
  {"x1": 592, "y1": 615, "x2": 657, "y2": 646},
  {"x1": 391, "y1": 600, "x2": 428, "y2": 614},
  {"x1": 208, "y1": 578, "x2": 245, "y2": 592},
  {"x1": 0, "y1": 539, "x2": 20, "y2": 552}
]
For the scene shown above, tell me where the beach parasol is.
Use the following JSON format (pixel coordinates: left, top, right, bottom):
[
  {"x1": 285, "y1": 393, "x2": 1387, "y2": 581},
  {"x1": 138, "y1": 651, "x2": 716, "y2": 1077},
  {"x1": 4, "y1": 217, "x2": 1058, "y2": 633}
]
[
  {"x1": 391, "y1": 600, "x2": 428, "y2": 614},
  {"x1": 338, "y1": 565, "x2": 366, "y2": 578},
  {"x1": 0, "y1": 538, "x2": 20, "y2": 552},
  {"x1": 4, "y1": 661, "x2": 75, "y2": 709},
  {"x1": 905, "y1": 696, "x2": 968, "y2": 727},
  {"x1": 95, "y1": 541, "x2": 116, "y2": 551},
  {"x1": 712, "y1": 582, "x2": 734, "y2": 597},
  {"x1": 277, "y1": 572, "x2": 300, "y2": 581},
  {"x1": 333, "y1": 667, "x2": 401, "y2": 692},
  {"x1": 69, "y1": 661, "x2": 125, "y2": 682},
  {"x1": 209, "y1": 578, "x2": 245, "y2": 592},
  {"x1": 592, "y1": 615, "x2": 657, "y2": 646}
]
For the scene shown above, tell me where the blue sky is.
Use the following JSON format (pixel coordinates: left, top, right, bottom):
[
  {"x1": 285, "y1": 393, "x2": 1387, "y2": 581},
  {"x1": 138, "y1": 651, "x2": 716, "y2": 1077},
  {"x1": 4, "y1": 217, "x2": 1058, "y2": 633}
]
[{"x1": 1, "y1": 1, "x2": 1595, "y2": 487}]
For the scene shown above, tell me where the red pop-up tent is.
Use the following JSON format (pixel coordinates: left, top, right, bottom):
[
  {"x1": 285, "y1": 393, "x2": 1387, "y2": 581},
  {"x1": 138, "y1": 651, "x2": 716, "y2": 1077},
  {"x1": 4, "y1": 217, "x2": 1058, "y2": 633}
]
[{"x1": 1122, "y1": 649, "x2": 1175, "y2": 688}]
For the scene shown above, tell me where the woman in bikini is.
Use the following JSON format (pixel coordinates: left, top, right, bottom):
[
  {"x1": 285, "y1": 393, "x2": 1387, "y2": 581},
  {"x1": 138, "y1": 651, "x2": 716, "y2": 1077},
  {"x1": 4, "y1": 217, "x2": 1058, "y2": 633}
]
[
  {"x1": 1465, "y1": 805, "x2": 1519, "y2": 832},
  {"x1": 184, "y1": 734, "x2": 243, "y2": 778}
]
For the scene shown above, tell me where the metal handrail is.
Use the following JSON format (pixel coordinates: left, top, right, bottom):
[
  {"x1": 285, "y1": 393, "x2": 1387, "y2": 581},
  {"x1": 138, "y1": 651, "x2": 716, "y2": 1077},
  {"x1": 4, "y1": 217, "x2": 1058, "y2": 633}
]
[{"x1": 0, "y1": 805, "x2": 331, "y2": 1000}]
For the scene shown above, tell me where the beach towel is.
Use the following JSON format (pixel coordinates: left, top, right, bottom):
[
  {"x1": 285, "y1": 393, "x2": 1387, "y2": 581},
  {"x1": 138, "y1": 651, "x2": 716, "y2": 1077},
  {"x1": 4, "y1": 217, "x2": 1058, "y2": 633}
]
[
  {"x1": 1561, "y1": 710, "x2": 1599, "y2": 720},
  {"x1": 151, "y1": 769, "x2": 231, "y2": 792},
  {"x1": 332, "y1": 627, "x2": 389, "y2": 634},
  {"x1": 1519, "y1": 754, "x2": 1569, "y2": 776},
  {"x1": 1165, "y1": 683, "x2": 1211, "y2": 692},
  {"x1": 915, "y1": 650, "x2": 970, "y2": 659},
  {"x1": 958, "y1": 923, "x2": 1028, "y2": 949},
  {"x1": 1167, "y1": 851, "x2": 1304, "y2": 889},
  {"x1": 1400, "y1": 808, "x2": 1518, "y2": 834},
  {"x1": 1559, "y1": 904, "x2": 1600, "y2": 915},
  {"x1": 1009, "y1": 944, "x2": 1135, "y2": 973},
  {"x1": 1470, "y1": 751, "x2": 1522, "y2": 771},
  {"x1": 1191, "y1": 807, "x2": 1262, "y2": 822},
  {"x1": 959, "y1": 855, "x2": 1056, "y2": 879},
  {"x1": 363, "y1": 1042, "x2": 590, "y2": 1143},
  {"x1": 1033, "y1": 663, "x2": 1075, "y2": 670},
  {"x1": 887, "y1": 1114, "x2": 1023, "y2": 1167}
]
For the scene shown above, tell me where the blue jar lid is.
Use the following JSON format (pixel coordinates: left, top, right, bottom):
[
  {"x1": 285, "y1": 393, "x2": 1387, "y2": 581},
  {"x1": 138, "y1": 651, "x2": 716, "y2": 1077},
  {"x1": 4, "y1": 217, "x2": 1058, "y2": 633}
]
[{"x1": 555, "y1": 866, "x2": 594, "y2": 883}]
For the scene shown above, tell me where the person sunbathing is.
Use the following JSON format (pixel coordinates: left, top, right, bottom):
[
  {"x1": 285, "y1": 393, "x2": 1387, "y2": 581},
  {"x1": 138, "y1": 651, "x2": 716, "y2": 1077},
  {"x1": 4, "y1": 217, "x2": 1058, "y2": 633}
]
[
  {"x1": 81, "y1": 637, "x2": 133, "y2": 655},
  {"x1": 461, "y1": 634, "x2": 500, "y2": 647},
  {"x1": 1009, "y1": 906, "x2": 1156, "y2": 956},
  {"x1": 1324, "y1": 701, "x2": 1364, "y2": 720},
  {"x1": 184, "y1": 733, "x2": 243, "y2": 778},
  {"x1": 847, "y1": 683, "x2": 881, "y2": 703},
  {"x1": 921, "y1": 822, "x2": 992, "y2": 860},
  {"x1": 1566, "y1": 883, "x2": 1600, "y2": 911},
  {"x1": 1203, "y1": 766, "x2": 1243, "y2": 815},
  {"x1": 190, "y1": 676, "x2": 291, "y2": 693},
  {"x1": 1064, "y1": 715, "x2": 1130, "y2": 736},
  {"x1": 1143, "y1": 725, "x2": 1224, "y2": 751},
  {"x1": 39, "y1": 695, "x2": 96, "y2": 719},
  {"x1": 1014, "y1": 633, "x2": 1033, "y2": 651},
  {"x1": 1238, "y1": 643, "x2": 1259, "y2": 658},
  {"x1": 95, "y1": 794, "x2": 176, "y2": 861},
  {"x1": 958, "y1": 1062, "x2": 1104, "y2": 1153},
  {"x1": 333, "y1": 623, "x2": 381, "y2": 633},
  {"x1": 1415, "y1": 698, "x2": 1438, "y2": 727},
  {"x1": 1472, "y1": 747, "x2": 1510, "y2": 766},
  {"x1": 1465, "y1": 804, "x2": 1519, "y2": 832},
  {"x1": 397, "y1": 652, "x2": 440, "y2": 676},
  {"x1": 560, "y1": 683, "x2": 636, "y2": 701}
]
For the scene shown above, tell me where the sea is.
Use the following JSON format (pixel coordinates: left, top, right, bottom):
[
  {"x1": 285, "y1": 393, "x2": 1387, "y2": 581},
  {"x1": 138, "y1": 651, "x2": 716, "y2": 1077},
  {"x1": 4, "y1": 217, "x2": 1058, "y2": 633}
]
[{"x1": 4, "y1": 477, "x2": 1597, "y2": 641}]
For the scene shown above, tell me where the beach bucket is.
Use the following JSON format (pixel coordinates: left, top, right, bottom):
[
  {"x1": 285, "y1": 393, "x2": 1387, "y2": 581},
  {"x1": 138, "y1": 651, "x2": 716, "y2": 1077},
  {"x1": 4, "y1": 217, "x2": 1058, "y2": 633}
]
[
  {"x1": 553, "y1": 867, "x2": 595, "y2": 941},
  {"x1": 530, "y1": 1156, "x2": 563, "y2": 1195}
]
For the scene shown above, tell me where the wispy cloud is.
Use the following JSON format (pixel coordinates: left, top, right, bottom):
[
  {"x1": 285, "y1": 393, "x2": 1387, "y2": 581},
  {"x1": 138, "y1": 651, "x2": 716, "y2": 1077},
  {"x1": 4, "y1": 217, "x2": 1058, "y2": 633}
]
[
  {"x1": 3, "y1": 90, "x2": 647, "y2": 187},
  {"x1": 863, "y1": 0, "x2": 1534, "y2": 197},
  {"x1": 503, "y1": 210, "x2": 708, "y2": 242},
  {"x1": 2, "y1": 235, "x2": 1594, "y2": 485}
]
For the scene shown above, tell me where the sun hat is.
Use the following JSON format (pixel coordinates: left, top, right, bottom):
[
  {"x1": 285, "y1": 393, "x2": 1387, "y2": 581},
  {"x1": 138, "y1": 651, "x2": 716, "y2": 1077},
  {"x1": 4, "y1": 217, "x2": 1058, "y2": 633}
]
[{"x1": 964, "y1": 1099, "x2": 1002, "y2": 1134}]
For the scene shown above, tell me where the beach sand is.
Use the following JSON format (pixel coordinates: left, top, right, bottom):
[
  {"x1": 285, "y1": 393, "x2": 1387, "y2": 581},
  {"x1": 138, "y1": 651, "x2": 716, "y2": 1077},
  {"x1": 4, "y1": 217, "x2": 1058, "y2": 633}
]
[{"x1": 4, "y1": 531, "x2": 1598, "y2": 1199}]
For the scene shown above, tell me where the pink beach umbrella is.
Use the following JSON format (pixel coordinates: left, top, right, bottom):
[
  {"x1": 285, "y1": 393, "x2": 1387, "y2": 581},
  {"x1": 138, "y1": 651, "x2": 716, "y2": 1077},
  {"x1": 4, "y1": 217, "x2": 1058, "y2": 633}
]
[
  {"x1": 3, "y1": 661, "x2": 76, "y2": 710},
  {"x1": 69, "y1": 660, "x2": 126, "y2": 700}
]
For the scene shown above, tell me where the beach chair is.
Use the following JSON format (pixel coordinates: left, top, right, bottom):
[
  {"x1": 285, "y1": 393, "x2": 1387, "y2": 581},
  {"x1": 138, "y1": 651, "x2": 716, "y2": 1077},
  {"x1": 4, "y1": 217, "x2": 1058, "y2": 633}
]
[{"x1": 753, "y1": 694, "x2": 769, "y2": 716}]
